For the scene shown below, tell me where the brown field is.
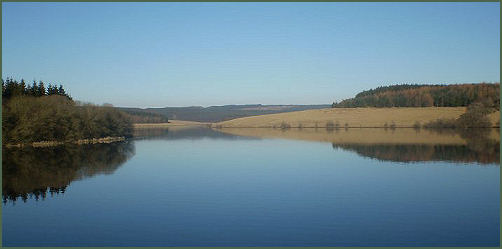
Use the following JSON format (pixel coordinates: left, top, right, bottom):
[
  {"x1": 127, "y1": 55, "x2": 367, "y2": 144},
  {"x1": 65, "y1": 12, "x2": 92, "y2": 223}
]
[{"x1": 215, "y1": 107, "x2": 500, "y2": 128}]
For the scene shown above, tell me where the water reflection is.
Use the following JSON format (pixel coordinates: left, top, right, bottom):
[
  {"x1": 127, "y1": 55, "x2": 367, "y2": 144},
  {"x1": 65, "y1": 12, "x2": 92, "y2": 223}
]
[
  {"x1": 332, "y1": 143, "x2": 498, "y2": 164},
  {"x1": 3, "y1": 127, "x2": 498, "y2": 204},
  {"x1": 2, "y1": 141, "x2": 135, "y2": 204},
  {"x1": 2, "y1": 127, "x2": 254, "y2": 204},
  {"x1": 2, "y1": 127, "x2": 499, "y2": 246},
  {"x1": 134, "y1": 126, "x2": 259, "y2": 140},
  {"x1": 218, "y1": 127, "x2": 500, "y2": 164}
]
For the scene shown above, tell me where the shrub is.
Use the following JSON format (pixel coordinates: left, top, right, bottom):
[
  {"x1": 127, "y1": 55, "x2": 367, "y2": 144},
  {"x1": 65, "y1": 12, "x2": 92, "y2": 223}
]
[
  {"x1": 280, "y1": 121, "x2": 291, "y2": 130},
  {"x1": 413, "y1": 121, "x2": 421, "y2": 130},
  {"x1": 456, "y1": 111, "x2": 492, "y2": 128},
  {"x1": 326, "y1": 121, "x2": 335, "y2": 131},
  {"x1": 423, "y1": 118, "x2": 457, "y2": 129}
]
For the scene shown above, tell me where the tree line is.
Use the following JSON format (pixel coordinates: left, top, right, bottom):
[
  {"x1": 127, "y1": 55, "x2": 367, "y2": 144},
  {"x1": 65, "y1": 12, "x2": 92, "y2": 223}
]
[
  {"x1": 120, "y1": 108, "x2": 169, "y2": 123},
  {"x1": 2, "y1": 78, "x2": 71, "y2": 100},
  {"x1": 2, "y1": 78, "x2": 133, "y2": 144},
  {"x1": 333, "y1": 83, "x2": 500, "y2": 108}
]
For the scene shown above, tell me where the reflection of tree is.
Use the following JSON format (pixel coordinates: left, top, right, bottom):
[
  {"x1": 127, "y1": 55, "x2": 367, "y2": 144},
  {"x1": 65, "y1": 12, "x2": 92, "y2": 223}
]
[
  {"x1": 2, "y1": 141, "x2": 135, "y2": 204},
  {"x1": 457, "y1": 129, "x2": 499, "y2": 162},
  {"x1": 332, "y1": 129, "x2": 499, "y2": 164}
]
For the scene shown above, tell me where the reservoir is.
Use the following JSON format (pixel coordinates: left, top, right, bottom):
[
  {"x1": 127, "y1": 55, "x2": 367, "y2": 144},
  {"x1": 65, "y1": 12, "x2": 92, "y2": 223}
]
[{"x1": 2, "y1": 127, "x2": 499, "y2": 246}]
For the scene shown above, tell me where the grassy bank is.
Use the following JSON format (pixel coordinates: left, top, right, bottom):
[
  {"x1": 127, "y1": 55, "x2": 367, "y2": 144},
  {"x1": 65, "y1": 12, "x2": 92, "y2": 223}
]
[{"x1": 213, "y1": 107, "x2": 500, "y2": 128}]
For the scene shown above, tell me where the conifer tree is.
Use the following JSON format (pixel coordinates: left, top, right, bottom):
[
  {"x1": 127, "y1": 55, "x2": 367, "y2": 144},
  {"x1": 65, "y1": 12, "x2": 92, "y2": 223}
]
[
  {"x1": 30, "y1": 81, "x2": 37, "y2": 96},
  {"x1": 20, "y1": 79, "x2": 26, "y2": 95},
  {"x1": 58, "y1": 85, "x2": 66, "y2": 96},
  {"x1": 38, "y1": 81, "x2": 46, "y2": 96}
]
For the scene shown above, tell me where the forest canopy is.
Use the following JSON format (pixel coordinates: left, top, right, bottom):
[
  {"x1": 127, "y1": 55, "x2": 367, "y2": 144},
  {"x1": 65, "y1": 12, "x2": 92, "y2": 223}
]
[
  {"x1": 2, "y1": 78, "x2": 133, "y2": 144},
  {"x1": 333, "y1": 83, "x2": 500, "y2": 108}
]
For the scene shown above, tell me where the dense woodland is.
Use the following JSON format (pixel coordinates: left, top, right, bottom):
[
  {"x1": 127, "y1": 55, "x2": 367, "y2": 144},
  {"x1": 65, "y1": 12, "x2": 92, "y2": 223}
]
[
  {"x1": 2, "y1": 78, "x2": 133, "y2": 144},
  {"x1": 333, "y1": 83, "x2": 500, "y2": 109}
]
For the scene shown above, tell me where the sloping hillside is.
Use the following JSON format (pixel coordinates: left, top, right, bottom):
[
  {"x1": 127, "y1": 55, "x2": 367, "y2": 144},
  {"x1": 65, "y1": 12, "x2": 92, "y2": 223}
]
[{"x1": 215, "y1": 107, "x2": 500, "y2": 128}]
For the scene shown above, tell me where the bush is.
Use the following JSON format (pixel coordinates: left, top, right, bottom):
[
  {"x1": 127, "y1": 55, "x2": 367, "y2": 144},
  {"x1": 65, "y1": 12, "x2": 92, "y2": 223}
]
[
  {"x1": 280, "y1": 121, "x2": 291, "y2": 130},
  {"x1": 456, "y1": 111, "x2": 492, "y2": 128},
  {"x1": 326, "y1": 121, "x2": 335, "y2": 131},
  {"x1": 423, "y1": 118, "x2": 457, "y2": 129},
  {"x1": 413, "y1": 121, "x2": 421, "y2": 130}
]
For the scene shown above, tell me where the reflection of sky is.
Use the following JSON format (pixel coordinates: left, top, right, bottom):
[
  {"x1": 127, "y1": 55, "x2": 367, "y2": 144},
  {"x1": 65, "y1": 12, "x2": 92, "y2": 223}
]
[{"x1": 3, "y1": 135, "x2": 499, "y2": 246}]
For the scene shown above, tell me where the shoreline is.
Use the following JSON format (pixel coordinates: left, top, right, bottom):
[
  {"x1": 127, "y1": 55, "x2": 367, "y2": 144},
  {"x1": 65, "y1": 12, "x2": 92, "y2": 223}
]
[
  {"x1": 212, "y1": 125, "x2": 500, "y2": 129},
  {"x1": 4, "y1": 136, "x2": 126, "y2": 148},
  {"x1": 133, "y1": 120, "x2": 210, "y2": 129}
]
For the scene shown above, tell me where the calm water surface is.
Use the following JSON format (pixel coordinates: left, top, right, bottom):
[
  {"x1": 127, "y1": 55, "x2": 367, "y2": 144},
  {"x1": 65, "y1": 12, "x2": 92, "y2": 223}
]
[{"x1": 2, "y1": 127, "x2": 500, "y2": 246}]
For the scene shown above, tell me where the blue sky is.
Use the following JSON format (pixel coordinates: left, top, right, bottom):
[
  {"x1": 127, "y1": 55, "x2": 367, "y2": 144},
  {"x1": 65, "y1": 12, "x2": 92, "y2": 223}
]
[{"x1": 2, "y1": 2, "x2": 500, "y2": 108}]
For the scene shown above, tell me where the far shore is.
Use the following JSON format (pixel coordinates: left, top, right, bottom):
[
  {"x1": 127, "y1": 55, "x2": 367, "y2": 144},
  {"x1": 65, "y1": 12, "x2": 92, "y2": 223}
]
[
  {"x1": 212, "y1": 107, "x2": 500, "y2": 129},
  {"x1": 133, "y1": 107, "x2": 500, "y2": 129},
  {"x1": 133, "y1": 120, "x2": 210, "y2": 129}
]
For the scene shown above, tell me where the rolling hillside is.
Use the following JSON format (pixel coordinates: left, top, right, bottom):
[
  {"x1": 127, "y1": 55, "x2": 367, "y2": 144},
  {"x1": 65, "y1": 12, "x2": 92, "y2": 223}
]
[{"x1": 214, "y1": 107, "x2": 500, "y2": 128}]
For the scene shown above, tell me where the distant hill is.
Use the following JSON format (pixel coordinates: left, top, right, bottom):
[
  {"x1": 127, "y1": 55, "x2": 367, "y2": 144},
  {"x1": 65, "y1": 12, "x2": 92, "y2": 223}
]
[
  {"x1": 119, "y1": 104, "x2": 330, "y2": 123},
  {"x1": 121, "y1": 108, "x2": 169, "y2": 123},
  {"x1": 334, "y1": 83, "x2": 500, "y2": 108}
]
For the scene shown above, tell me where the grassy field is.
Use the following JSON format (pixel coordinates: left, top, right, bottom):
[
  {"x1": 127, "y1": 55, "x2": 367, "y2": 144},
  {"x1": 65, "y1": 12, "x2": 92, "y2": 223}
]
[{"x1": 214, "y1": 107, "x2": 500, "y2": 128}]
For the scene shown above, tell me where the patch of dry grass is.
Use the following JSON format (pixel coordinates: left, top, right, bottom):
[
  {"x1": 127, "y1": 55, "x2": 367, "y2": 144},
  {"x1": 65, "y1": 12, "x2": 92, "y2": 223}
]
[{"x1": 216, "y1": 107, "x2": 500, "y2": 128}]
